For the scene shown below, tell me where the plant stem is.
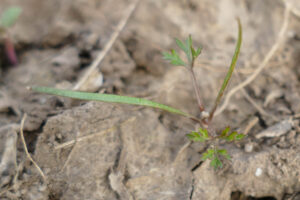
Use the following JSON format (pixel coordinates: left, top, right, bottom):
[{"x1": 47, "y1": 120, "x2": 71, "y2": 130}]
[{"x1": 188, "y1": 60, "x2": 205, "y2": 113}]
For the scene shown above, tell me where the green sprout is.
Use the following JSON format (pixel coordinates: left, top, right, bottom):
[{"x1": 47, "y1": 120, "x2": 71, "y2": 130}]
[
  {"x1": 0, "y1": 7, "x2": 22, "y2": 65},
  {"x1": 29, "y1": 18, "x2": 245, "y2": 169},
  {"x1": 0, "y1": 7, "x2": 22, "y2": 29}
]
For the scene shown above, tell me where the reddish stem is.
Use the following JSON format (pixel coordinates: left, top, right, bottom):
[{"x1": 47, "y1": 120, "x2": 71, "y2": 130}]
[{"x1": 5, "y1": 36, "x2": 18, "y2": 65}]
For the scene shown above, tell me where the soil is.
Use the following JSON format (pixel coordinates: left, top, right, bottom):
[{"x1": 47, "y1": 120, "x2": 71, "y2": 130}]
[{"x1": 1, "y1": 0, "x2": 300, "y2": 200}]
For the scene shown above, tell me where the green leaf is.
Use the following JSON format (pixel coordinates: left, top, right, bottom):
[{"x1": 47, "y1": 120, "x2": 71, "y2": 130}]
[
  {"x1": 202, "y1": 149, "x2": 215, "y2": 161},
  {"x1": 163, "y1": 50, "x2": 186, "y2": 66},
  {"x1": 220, "y1": 127, "x2": 230, "y2": 138},
  {"x1": 175, "y1": 38, "x2": 187, "y2": 53},
  {"x1": 187, "y1": 128, "x2": 209, "y2": 142},
  {"x1": 30, "y1": 86, "x2": 192, "y2": 118},
  {"x1": 208, "y1": 18, "x2": 242, "y2": 121},
  {"x1": 191, "y1": 47, "x2": 196, "y2": 58},
  {"x1": 192, "y1": 46, "x2": 202, "y2": 59},
  {"x1": 196, "y1": 47, "x2": 202, "y2": 57},
  {"x1": 185, "y1": 36, "x2": 193, "y2": 62},
  {"x1": 235, "y1": 133, "x2": 246, "y2": 140},
  {"x1": 0, "y1": 7, "x2": 22, "y2": 28},
  {"x1": 210, "y1": 157, "x2": 223, "y2": 169},
  {"x1": 198, "y1": 128, "x2": 209, "y2": 139},
  {"x1": 202, "y1": 148, "x2": 230, "y2": 169},
  {"x1": 226, "y1": 131, "x2": 238, "y2": 141},
  {"x1": 217, "y1": 149, "x2": 231, "y2": 160},
  {"x1": 187, "y1": 131, "x2": 201, "y2": 142},
  {"x1": 173, "y1": 36, "x2": 202, "y2": 64},
  {"x1": 175, "y1": 37, "x2": 192, "y2": 62}
]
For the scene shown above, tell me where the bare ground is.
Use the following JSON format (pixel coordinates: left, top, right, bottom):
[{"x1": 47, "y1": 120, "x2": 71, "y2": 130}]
[{"x1": 1, "y1": 0, "x2": 300, "y2": 199}]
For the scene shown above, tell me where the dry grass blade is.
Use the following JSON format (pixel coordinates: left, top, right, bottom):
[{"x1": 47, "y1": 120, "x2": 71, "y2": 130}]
[
  {"x1": 19, "y1": 114, "x2": 46, "y2": 182},
  {"x1": 208, "y1": 18, "x2": 242, "y2": 121},
  {"x1": 73, "y1": 0, "x2": 140, "y2": 90}
]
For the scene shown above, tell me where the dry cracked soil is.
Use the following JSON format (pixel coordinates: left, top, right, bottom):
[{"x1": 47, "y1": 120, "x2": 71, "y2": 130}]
[{"x1": 1, "y1": 0, "x2": 300, "y2": 200}]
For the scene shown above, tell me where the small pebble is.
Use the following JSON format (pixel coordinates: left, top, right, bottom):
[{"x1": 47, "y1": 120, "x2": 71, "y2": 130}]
[
  {"x1": 255, "y1": 168, "x2": 263, "y2": 177},
  {"x1": 244, "y1": 143, "x2": 253, "y2": 153}
]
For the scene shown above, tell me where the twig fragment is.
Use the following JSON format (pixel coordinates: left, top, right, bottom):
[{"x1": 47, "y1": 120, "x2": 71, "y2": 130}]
[
  {"x1": 19, "y1": 114, "x2": 46, "y2": 182},
  {"x1": 73, "y1": 0, "x2": 140, "y2": 90},
  {"x1": 55, "y1": 126, "x2": 117, "y2": 150},
  {"x1": 243, "y1": 117, "x2": 259, "y2": 135}
]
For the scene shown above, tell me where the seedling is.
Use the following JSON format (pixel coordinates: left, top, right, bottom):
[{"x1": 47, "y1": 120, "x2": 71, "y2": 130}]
[
  {"x1": 29, "y1": 19, "x2": 244, "y2": 169},
  {"x1": 0, "y1": 7, "x2": 22, "y2": 65}
]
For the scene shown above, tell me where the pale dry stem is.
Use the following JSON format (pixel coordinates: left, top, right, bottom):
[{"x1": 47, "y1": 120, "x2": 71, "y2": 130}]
[
  {"x1": 240, "y1": 87, "x2": 278, "y2": 121},
  {"x1": 54, "y1": 126, "x2": 117, "y2": 150},
  {"x1": 60, "y1": 131, "x2": 81, "y2": 171},
  {"x1": 243, "y1": 117, "x2": 259, "y2": 135},
  {"x1": 73, "y1": 0, "x2": 140, "y2": 90},
  {"x1": 215, "y1": 4, "x2": 291, "y2": 116},
  {"x1": 174, "y1": 141, "x2": 192, "y2": 164},
  {"x1": 19, "y1": 114, "x2": 46, "y2": 182},
  {"x1": 233, "y1": 71, "x2": 279, "y2": 121}
]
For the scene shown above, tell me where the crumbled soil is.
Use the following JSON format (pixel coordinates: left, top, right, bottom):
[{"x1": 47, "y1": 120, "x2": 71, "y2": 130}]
[{"x1": 1, "y1": 0, "x2": 300, "y2": 199}]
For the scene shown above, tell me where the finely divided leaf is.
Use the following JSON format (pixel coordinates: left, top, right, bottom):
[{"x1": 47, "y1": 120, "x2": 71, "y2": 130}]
[
  {"x1": 225, "y1": 131, "x2": 245, "y2": 141},
  {"x1": 0, "y1": 7, "x2": 22, "y2": 28},
  {"x1": 202, "y1": 149, "x2": 215, "y2": 161},
  {"x1": 30, "y1": 86, "x2": 191, "y2": 118},
  {"x1": 187, "y1": 128, "x2": 209, "y2": 142},
  {"x1": 185, "y1": 36, "x2": 193, "y2": 62},
  {"x1": 187, "y1": 131, "x2": 202, "y2": 142},
  {"x1": 163, "y1": 50, "x2": 186, "y2": 66},
  {"x1": 235, "y1": 133, "x2": 246, "y2": 140},
  {"x1": 217, "y1": 149, "x2": 231, "y2": 160},
  {"x1": 175, "y1": 38, "x2": 187, "y2": 53},
  {"x1": 191, "y1": 47, "x2": 202, "y2": 59},
  {"x1": 220, "y1": 127, "x2": 230, "y2": 137},
  {"x1": 167, "y1": 36, "x2": 202, "y2": 66},
  {"x1": 198, "y1": 128, "x2": 209, "y2": 139},
  {"x1": 226, "y1": 131, "x2": 238, "y2": 141},
  {"x1": 211, "y1": 157, "x2": 223, "y2": 169},
  {"x1": 202, "y1": 148, "x2": 231, "y2": 169}
]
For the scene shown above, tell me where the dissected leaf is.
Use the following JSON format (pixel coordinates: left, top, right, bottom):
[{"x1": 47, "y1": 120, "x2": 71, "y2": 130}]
[
  {"x1": 195, "y1": 47, "x2": 202, "y2": 57},
  {"x1": 222, "y1": 131, "x2": 246, "y2": 141},
  {"x1": 187, "y1": 131, "x2": 202, "y2": 142},
  {"x1": 167, "y1": 35, "x2": 202, "y2": 66},
  {"x1": 226, "y1": 131, "x2": 238, "y2": 141},
  {"x1": 210, "y1": 156, "x2": 223, "y2": 169},
  {"x1": 202, "y1": 148, "x2": 231, "y2": 169},
  {"x1": 192, "y1": 46, "x2": 202, "y2": 59},
  {"x1": 30, "y1": 86, "x2": 192, "y2": 118},
  {"x1": 163, "y1": 50, "x2": 186, "y2": 66},
  {"x1": 0, "y1": 7, "x2": 22, "y2": 28},
  {"x1": 198, "y1": 128, "x2": 209, "y2": 139},
  {"x1": 202, "y1": 149, "x2": 215, "y2": 161},
  {"x1": 220, "y1": 127, "x2": 230, "y2": 138},
  {"x1": 217, "y1": 149, "x2": 231, "y2": 160},
  {"x1": 220, "y1": 126, "x2": 245, "y2": 142},
  {"x1": 187, "y1": 127, "x2": 209, "y2": 142},
  {"x1": 191, "y1": 47, "x2": 196, "y2": 58},
  {"x1": 235, "y1": 133, "x2": 246, "y2": 140},
  {"x1": 175, "y1": 38, "x2": 187, "y2": 53},
  {"x1": 185, "y1": 36, "x2": 192, "y2": 62}
]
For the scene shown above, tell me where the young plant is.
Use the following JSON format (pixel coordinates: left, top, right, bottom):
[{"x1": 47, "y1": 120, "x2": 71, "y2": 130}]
[
  {"x1": 29, "y1": 19, "x2": 244, "y2": 169},
  {"x1": 164, "y1": 19, "x2": 244, "y2": 169},
  {"x1": 0, "y1": 7, "x2": 22, "y2": 65}
]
